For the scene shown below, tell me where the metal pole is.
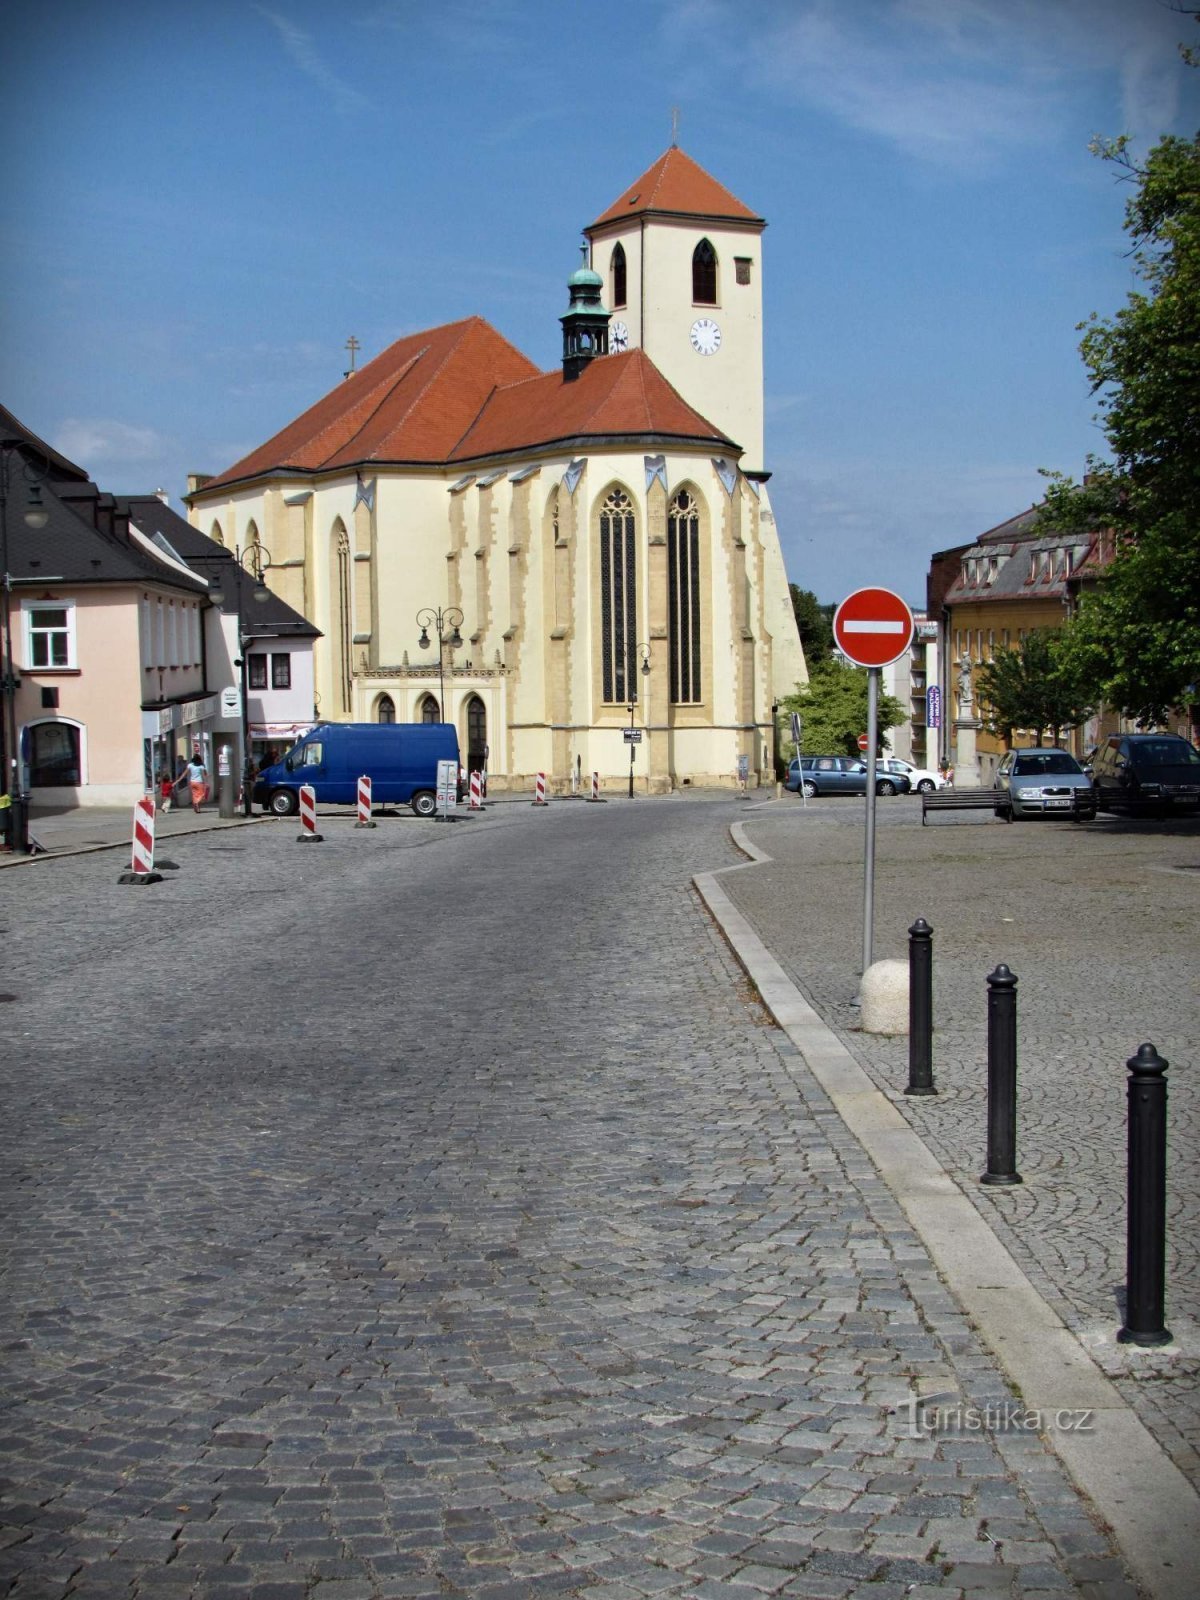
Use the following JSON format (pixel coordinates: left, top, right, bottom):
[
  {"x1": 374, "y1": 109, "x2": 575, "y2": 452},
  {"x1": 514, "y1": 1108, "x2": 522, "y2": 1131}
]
[
  {"x1": 1118, "y1": 1043, "x2": 1172, "y2": 1346},
  {"x1": 239, "y1": 639, "x2": 252, "y2": 816},
  {"x1": 861, "y1": 667, "x2": 879, "y2": 971},
  {"x1": 1, "y1": 453, "x2": 29, "y2": 854},
  {"x1": 980, "y1": 964, "x2": 1022, "y2": 1186},
  {"x1": 628, "y1": 697, "x2": 635, "y2": 798},
  {"x1": 906, "y1": 918, "x2": 936, "y2": 1096}
]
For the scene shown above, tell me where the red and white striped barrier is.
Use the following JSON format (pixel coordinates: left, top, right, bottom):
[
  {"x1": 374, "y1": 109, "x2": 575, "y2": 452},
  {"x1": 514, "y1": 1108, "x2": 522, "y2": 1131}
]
[
  {"x1": 119, "y1": 796, "x2": 163, "y2": 884},
  {"x1": 469, "y1": 770, "x2": 483, "y2": 810},
  {"x1": 297, "y1": 782, "x2": 323, "y2": 843},
  {"x1": 355, "y1": 773, "x2": 376, "y2": 828},
  {"x1": 532, "y1": 771, "x2": 548, "y2": 806},
  {"x1": 586, "y1": 769, "x2": 606, "y2": 804}
]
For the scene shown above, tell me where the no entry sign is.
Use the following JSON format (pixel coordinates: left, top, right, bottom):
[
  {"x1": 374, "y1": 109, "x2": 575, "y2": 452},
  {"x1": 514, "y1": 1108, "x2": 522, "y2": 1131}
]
[{"x1": 833, "y1": 586, "x2": 915, "y2": 669}]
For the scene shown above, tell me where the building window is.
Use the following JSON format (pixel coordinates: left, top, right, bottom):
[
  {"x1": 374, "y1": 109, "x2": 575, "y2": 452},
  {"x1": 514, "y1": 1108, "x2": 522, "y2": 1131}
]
[
  {"x1": 599, "y1": 487, "x2": 637, "y2": 704},
  {"x1": 418, "y1": 694, "x2": 440, "y2": 723},
  {"x1": 692, "y1": 238, "x2": 717, "y2": 304},
  {"x1": 25, "y1": 603, "x2": 75, "y2": 669},
  {"x1": 271, "y1": 653, "x2": 291, "y2": 690},
  {"x1": 735, "y1": 257, "x2": 752, "y2": 285},
  {"x1": 377, "y1": 694, "x2": 395, "y2": 724},
  {"x1": 466, "y1": 694, "x2": 487, "y2": 771},
  {"x1": 247, "y1": 653, "x2": 268, "y2": 689},
  {"x1": 611, "y1": 242, "x2": 627, "y2": 308},
  {"x1": 29, "y1": 720, "x2": 80, "y2": 786},
  {"x1": 668, "y1": 488, "x2": 702, "y2": 704}
]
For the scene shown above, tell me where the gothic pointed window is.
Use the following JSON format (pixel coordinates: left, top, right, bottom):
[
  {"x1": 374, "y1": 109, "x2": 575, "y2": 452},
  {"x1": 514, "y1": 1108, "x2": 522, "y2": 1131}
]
[
  {"x1": 376, "y1": 694, "x2": 395, "y2": 724},
  {"x1": 668, "y1": 489, "x2": 702, "y2": 704},
  {"x1": 692, "y1": 238, "x2": 717, "y2": 304},
  {"x1": 611, "y1": 242, "x2": 627, "y2": 308},
  {"x1": 599, "y1": 488, "x2": 637, "y2": 704},
  {"x1": 418, "y1": 694, "x2": 440, "y2": 723}
]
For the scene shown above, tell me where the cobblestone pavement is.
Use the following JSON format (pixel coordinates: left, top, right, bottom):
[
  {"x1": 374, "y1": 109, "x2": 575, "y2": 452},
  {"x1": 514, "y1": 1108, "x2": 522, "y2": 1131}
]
[
  {"x1": 723, "y1": 797, "x2": 1200, "y2": 1490},
  {"x1": 1, "y1": 800, "x2": 1137, "y2": 1598}
]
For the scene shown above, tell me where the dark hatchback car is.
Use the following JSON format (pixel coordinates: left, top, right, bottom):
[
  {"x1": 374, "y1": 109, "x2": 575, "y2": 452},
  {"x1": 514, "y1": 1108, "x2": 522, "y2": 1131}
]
[
  {"x1": 785, "y1": 756, "x2": 911, "y2": 797},
  {"x1": 1090, "y1": 733, "x2": 1200, "y2": 815}
]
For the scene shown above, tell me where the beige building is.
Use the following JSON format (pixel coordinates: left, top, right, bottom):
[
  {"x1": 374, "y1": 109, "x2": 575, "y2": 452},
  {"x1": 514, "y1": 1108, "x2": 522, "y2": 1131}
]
[{"x1": 187, "y1": 148, "x2": 806, "y2": 791}]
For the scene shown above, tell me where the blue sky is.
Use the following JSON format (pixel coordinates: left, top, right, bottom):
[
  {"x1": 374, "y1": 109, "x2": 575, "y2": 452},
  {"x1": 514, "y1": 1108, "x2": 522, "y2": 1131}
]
[{"x1": 2, "y1": 0, "x2": 1196, "y2": 607}]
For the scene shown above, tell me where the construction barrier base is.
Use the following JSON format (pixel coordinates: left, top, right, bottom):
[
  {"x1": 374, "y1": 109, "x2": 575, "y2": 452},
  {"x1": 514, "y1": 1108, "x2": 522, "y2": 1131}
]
[
  {"x1": 585, "y1": 797, "x2": 608, "y2": 803},
  {"x1": 117, "y1": 870, "x2": 164, "y2": 886},
  {"x1": 297, "y1": 832, "x2": 324, "y2": 843},
  {"x1": 156, "y1": 860, "x2": 181, "y2": 871},
  {"x1": 354, "y1": 820, "x2": 377, "y2": 829}
]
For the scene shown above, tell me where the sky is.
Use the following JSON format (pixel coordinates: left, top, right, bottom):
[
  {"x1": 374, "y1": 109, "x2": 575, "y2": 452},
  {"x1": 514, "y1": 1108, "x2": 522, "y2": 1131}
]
[{"x1": 2, "y1": 0, "x2": 1196, "y2": 609}]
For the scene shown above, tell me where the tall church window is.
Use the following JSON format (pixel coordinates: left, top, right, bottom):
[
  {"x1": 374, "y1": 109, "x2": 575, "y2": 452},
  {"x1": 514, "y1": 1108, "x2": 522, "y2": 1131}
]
[
  {"x1": 599, "y1": 488, "x2": 637, "y2": 704},
  {"x1": 668, "y1": 489, "x2": 702, "y2": 704},
  {"x1": 611, "y1": 243, "x2": 627, "y2": 308},
  {"x1": 692, "y1": 238, "x2": 717, "y2": 304}
]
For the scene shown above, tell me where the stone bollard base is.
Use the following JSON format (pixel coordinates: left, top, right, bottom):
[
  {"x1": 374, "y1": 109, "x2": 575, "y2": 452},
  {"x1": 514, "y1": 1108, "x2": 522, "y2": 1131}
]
[{"x1": 859, "y1": 959, "x2": 909, "y2": 1034}]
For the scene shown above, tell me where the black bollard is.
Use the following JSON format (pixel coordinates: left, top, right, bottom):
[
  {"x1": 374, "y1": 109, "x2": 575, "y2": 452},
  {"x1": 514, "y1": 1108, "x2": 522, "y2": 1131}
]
[
  {"x1": 980, "y1": 964, "x2": 1022, "y2": 1186},
  {"x1": 1118, "y1": 1043, "x2": 1172, "y2": 1347},
  {"x1": 906, "y1": 918, "x2": 936, "y2": 1096}
]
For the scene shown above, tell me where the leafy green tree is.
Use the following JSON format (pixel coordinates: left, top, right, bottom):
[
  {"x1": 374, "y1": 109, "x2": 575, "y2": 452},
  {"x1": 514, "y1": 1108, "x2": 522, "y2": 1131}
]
[
  {"x1": 789, "y1": 584, "x2": 834, "y2": 667},
  {"x1": 778, "y1": 658, "x2": 905, "y2": 759},
  {"x1": 976, "y1": 630, "x2": 1096, "y2": 747},
  {"x1": 1039, "y1": 123, "x2": 1200, "y2": 722}
]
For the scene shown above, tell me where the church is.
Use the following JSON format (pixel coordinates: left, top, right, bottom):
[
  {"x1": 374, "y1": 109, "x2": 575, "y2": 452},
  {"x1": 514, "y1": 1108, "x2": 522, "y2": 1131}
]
[{"x1": 186, "y1": 147, "x2": 807, "y2": 791}]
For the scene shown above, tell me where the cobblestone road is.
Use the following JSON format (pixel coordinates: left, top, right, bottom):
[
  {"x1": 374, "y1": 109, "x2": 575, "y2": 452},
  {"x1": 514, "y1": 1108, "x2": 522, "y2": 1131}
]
[
  {"x1": 724, "y1": 798, "x2": 1200, "y2": 1490},
  {"x1": 1, "y1": 800, "x2": 1135, "y2": 1598}
]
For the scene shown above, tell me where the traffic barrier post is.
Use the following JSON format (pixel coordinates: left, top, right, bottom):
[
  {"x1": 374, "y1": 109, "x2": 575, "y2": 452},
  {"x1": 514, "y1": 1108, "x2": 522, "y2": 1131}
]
[
  {"x1": 297, "y1": 783, "x2": 324, "y2": 843},
  {"x1": 586, "y1": 770, "x2": 606, "y2": 803},
  {"x1": 980, "y1": 964, "x2": 1022, "y2": 1185},
  {"x1": 532, "y1": 772, "x2": 548, "y2": 806},
  {"x1": 469, "y1": 771, "x2": 483, "y2": 810},
  {"x1": 118, "y1": 796, "x2": 163, "y2": 885},
  {"x1": 355, "y1": 774, "x2": 376, "y2": 828},
  {"x1": 905, "y1": 917, "x2": 936, "y2": 1096},
  {"x1": 1118, "y1": 1043, "x2": 1172, "y2": 1346}
]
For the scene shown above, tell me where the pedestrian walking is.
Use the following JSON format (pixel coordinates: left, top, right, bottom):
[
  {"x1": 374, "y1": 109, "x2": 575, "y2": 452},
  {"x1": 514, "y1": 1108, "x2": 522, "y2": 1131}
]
[
  {"x1": 158, "y1": 768, "x2": 176, "y2": 814},
  {"x1": 183, "y1": 753, "x2": 208, "y2": 814}
]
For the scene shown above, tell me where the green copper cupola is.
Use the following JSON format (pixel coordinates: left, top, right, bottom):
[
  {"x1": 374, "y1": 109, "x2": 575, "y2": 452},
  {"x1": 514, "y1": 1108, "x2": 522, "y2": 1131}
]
[{"x1": 560, "y1": 243, "x2": 611, "y2": 381}]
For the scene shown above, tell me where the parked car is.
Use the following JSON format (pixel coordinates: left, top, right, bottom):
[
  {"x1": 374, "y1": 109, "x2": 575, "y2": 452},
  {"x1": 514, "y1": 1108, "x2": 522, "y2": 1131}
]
[
  {"x1": 1090, "y1": 733, "x2": 1200, "y2": 815},
  {"x1": 785, "y1": 756, "x2": 911, "y2": 798},
  {"x1": 992, "y1": 748, "x2": 1096, "y2": 821},
  {"x1": 878, "y1": 757, "x2": 945, "y2": 793},
  {"x1": 253, "y1": 722, "x2": 461, "y2": 817}
]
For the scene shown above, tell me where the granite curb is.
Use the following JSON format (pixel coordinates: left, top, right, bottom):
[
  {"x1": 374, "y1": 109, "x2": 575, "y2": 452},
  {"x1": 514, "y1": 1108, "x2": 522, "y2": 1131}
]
[{"x1": 693, "y1": 818, "x2": 1200, "y2": 1600}]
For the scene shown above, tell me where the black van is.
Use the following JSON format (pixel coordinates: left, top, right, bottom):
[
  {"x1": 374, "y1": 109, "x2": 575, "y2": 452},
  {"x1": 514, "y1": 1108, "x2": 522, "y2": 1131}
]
[{"x1": 1090, "y1": 733, "x2": 1200, "y2": 815}]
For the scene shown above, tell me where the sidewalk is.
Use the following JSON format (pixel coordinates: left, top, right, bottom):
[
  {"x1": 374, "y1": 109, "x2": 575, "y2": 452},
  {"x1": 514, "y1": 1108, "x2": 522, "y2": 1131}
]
[
  {"x1": 696, "y1": 796, "x2": 1200, "y2": 1599},
  {"x1": 0, "y1": 802, "x2": 267, "y2": 865}
]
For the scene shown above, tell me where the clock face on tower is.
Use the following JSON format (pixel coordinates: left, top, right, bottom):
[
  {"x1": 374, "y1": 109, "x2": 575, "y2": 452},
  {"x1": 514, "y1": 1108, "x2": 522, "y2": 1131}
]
[
  {"x1": 610, "y1": 320, "x2": 629, "y2": 352},
  {"x1": 690, "y1": 317, "x2": 722, "y2": 356}
]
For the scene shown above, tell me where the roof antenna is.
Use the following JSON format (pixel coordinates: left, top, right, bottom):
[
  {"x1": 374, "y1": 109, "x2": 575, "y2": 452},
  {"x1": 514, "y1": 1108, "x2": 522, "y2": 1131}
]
[
  {"x1": 343, "y1": 335, "x2": 360, "y2": 380},
  {"x1": 670, "y1": 106, "x2": 680, "y2": 147}
]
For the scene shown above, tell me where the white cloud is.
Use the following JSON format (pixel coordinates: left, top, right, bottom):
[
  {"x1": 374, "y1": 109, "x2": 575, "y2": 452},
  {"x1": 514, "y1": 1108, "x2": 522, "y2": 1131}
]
[
  {"x1": 254, "y1": 6, "x2": 372, "y2": 115},
  {"x1": 56, "y1": 419, "x2": 169, "y2": 467}
]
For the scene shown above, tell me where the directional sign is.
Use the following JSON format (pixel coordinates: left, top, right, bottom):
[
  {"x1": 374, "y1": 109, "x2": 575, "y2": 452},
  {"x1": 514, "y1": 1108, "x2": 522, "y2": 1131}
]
[
  {"x1": 833, "y1": 586, "x2": 915, "y2": 669},
  {"x1": 927, "y1": 685, "x2": 942, "y2": 729}
]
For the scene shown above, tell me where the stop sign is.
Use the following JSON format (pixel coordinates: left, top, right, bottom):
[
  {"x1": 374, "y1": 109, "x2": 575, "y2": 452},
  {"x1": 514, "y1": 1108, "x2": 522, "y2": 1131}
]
[
  {"x1": 833, "y1": 586, "x2": 915, "y2": 669},
  {"x1": 857, "y1": 733, "x2": 870, "y2": 752}
]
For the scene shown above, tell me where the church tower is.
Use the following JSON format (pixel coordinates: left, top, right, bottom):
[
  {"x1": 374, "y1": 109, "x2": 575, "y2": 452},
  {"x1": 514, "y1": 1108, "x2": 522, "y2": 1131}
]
[
  {"x1": 560, "y1": 245, "x2": 612, "y2": 380},
  {"x1": 585, "y1": 146, "x2": 767, "y2": 472}
]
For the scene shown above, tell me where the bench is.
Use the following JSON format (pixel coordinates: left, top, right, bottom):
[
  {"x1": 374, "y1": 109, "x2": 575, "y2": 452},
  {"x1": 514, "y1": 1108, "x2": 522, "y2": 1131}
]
[{"x1": 921, "y1": 788, "x2": 1000, "y2": 825}]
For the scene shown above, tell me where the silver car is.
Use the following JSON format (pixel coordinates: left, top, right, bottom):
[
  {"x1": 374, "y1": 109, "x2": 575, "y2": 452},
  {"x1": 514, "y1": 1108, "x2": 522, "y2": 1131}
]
[{"x1": 993, "y1": 748, "x2": 1096, "y2": 822}]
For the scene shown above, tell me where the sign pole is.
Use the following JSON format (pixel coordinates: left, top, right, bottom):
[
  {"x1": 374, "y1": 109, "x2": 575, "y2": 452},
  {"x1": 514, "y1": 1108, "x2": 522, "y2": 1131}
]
[{"x1": 863, "y1": 667, "x2": 879, "y2": 973}]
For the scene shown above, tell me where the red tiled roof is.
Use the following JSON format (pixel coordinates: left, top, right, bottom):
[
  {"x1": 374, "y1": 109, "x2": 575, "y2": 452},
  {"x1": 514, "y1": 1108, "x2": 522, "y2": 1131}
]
[
  {"x1": 201, "y1": 318, "x2": 541, "y2": 489},
  {"x1": 450, "y1": 348, "x2": 734, "y2": 461},
  {"x1": 589, "y1": 147, "x2": 763, "y2": 230}
]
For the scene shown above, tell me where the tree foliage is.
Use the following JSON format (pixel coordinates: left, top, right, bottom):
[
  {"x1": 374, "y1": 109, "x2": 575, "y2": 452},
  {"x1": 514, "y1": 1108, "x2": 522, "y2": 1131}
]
[
  {"x1": 1039, "y1": 123, "x2": 1200, "y2": 722},
  {"x1": 779, "y1": 658, "x2": 905, "y2": 759},
  {"x1": 975, "y1": 630, "x2": 1097, "y2": 748},
  {"x1": 789, "y1": 584, "x2": 834, "y2": 667}
]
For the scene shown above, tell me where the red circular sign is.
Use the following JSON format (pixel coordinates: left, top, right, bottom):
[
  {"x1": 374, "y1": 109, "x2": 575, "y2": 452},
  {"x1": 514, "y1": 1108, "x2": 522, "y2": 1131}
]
[
  {"x1": 833, "y1": 586, "x2": 915, "y2": 669},
  {"x1": 857, "y1": 733, "x2": 870, "y2": 751}
]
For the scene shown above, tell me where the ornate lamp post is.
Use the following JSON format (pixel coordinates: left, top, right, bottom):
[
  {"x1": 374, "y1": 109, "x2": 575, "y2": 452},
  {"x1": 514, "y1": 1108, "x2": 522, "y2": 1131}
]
[
  {"x1": 207, "y1": 545, "x2": 272, "y2": 817},
  {"x1": 416, "y1": 606, "x2": 463, "y2": 724},
  {"x1": 627, "y1": 643, "x2": 651, "y2": 799},
  {"x1": 1, "y1": 449, "x2": 50, "y2": 855}
]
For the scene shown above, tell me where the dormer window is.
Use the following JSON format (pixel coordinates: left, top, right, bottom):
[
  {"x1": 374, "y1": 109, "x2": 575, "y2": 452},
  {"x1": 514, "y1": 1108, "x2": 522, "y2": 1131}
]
[{"x1": 692, "y1": 238, "x2": 717, "y2": 304}]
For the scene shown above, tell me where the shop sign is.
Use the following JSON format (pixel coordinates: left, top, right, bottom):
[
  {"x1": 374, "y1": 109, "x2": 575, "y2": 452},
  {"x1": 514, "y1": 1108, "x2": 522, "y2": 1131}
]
[{"x1": 180, "y1": 695, "x2": 217, "y2": 725}]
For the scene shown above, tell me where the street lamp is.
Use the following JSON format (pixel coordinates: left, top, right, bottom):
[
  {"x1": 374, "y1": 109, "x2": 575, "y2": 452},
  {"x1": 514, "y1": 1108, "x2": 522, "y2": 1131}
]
[
  {"x1": 1, "y1": 447, "x2": 50, "y2": 856},
  {"x1": 416, "y1": 605, "x2": 463, "y2": 725},
  {"x1": 627, "y1": 643, "x2": 651, "y2": 799},
  {"x1": 207, "y1": 545, "x2": 272, "y2": 817}
]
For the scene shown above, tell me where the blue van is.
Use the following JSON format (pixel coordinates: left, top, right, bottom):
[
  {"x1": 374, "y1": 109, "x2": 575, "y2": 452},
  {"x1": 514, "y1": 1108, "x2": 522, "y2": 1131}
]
[{"x1": 253, "y1": 723, "x2": 460, "y2": 817}]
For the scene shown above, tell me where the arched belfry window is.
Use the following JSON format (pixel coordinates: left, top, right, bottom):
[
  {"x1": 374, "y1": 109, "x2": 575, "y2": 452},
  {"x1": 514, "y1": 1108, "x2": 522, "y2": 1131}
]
[
  {"x1": 692, "y1": 238, "x2": 717, "y2": 304},
  {"x1": 599, "y1": 488, "x2": 637, "y2": 704},
  {"x1": 611, "y1": 242, "x2": 627, "y2": 308},
  {"x1": 668, "y1": 489, "x2": 702, "y2": 704}
]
